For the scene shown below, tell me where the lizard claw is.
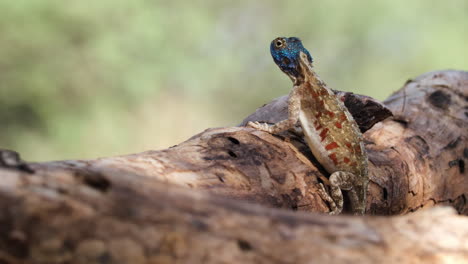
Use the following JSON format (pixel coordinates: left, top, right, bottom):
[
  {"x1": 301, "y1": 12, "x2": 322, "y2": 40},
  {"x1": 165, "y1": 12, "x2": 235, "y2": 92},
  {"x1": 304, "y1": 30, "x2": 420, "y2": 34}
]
[
  {"x1": 317, "y1": 183, "x2": 343, "y2": 215},
  {"x1": 247, "y1": 121, "x2": 272, "y2": 133}
]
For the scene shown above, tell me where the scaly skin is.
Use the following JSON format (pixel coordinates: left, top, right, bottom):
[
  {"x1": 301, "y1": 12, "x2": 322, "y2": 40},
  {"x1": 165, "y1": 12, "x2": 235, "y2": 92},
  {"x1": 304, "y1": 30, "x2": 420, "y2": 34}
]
[{"x1": 248, "y1": 37, "x2": 368, "y2": 215}]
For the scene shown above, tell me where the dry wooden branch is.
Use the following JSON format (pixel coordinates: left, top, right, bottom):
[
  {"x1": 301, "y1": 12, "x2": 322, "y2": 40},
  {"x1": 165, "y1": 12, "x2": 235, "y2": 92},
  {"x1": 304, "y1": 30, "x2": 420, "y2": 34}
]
[
  {"x1": 1, "y1": 167, "x2": 467, "y2": 263},
  {"x1": 0, "y1": 70, "x2": 467, "y2": 263}
]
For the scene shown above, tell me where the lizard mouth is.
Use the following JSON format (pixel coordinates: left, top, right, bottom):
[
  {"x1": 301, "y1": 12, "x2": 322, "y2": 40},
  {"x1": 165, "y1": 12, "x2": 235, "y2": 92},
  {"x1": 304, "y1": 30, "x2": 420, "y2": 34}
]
[{"x1": 281, "y1": 57, "x2": 291, "y2": 65}]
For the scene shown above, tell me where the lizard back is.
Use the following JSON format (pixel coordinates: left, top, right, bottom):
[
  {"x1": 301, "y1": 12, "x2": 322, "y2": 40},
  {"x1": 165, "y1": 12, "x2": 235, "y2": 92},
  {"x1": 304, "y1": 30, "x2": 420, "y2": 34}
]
[{"x1": 297, "y1": 59, "x2": 368, "y2": 179}]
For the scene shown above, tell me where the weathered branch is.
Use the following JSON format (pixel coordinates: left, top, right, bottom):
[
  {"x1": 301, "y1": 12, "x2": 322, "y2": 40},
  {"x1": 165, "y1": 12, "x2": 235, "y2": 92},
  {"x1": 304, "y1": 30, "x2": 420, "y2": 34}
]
[
  {"x1": 21, "y1": 70, "x2": 466, "y2": 214},
  {"x1": 0, "y1": 70, "x2": 467, "y2": 263},
  {"x1": 1, "y1": 167, "x2": 467, "y2": 263}
]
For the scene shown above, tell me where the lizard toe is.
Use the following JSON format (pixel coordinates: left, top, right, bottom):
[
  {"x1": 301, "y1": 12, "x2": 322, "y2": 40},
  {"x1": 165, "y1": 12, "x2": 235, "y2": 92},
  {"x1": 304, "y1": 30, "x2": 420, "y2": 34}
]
[{"x1": 247, "y1": 121, "x2": 271, "y2": 132}]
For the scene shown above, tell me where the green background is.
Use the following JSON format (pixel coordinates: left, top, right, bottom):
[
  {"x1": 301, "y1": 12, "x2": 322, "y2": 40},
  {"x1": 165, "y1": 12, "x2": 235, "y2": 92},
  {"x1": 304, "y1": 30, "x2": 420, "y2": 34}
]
[{"x1": 1, "y1": 1, "x2": 467, "y2": 161}]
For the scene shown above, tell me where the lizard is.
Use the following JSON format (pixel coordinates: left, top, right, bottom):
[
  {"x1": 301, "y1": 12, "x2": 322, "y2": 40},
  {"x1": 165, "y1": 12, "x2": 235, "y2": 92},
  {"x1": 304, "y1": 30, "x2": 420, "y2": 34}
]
[{"x1": 248, "y1": 37, "x2": 369, "y2": 215}]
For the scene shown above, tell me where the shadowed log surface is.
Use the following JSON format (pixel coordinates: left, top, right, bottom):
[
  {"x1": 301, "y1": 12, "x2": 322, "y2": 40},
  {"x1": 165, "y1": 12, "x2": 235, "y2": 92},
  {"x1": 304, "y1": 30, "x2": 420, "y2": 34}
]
[
  {"x1": 1, "y1": 168, "x2": 467, "y2": 263},
  {"x1": 0, "y1": 70, "x2": 467, "y2": 263}
]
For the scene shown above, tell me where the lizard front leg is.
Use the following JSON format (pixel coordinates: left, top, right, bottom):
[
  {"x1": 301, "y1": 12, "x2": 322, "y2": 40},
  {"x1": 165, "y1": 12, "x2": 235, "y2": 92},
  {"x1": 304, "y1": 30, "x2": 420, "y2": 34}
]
[{"x1": 247, "y1": 87, "x2": 300, "y2": 133}]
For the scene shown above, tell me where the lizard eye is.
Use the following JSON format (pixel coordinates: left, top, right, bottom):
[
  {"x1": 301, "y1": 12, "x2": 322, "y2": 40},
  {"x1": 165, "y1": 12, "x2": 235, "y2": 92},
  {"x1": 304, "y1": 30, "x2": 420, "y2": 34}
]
[{"x1": 275, "y1": 39, "x2": 285, "y2": 48}]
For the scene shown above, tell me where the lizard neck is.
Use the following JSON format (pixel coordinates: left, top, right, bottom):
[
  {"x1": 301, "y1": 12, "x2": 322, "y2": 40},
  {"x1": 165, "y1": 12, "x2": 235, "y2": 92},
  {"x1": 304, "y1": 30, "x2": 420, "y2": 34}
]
[
  {"x1": 292, "y1": 51, "x2": 324, "y2": 89},
  {"x1": 296, "y1": 64, "x2": 326, "y2": 93}
]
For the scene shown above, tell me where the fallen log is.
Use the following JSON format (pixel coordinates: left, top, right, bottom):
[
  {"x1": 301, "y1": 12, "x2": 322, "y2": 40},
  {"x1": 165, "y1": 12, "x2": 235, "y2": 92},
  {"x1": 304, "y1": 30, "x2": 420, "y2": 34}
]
[{"x1": 1, "y1": 168, "x2": 467, "y2": 263}]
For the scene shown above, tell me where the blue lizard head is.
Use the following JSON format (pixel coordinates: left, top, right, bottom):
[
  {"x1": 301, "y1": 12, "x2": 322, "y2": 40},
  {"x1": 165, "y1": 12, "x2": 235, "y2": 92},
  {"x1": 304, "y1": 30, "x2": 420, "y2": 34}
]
[{"x1": 270, "y1": 37, "x2": 313, "y2": 79}]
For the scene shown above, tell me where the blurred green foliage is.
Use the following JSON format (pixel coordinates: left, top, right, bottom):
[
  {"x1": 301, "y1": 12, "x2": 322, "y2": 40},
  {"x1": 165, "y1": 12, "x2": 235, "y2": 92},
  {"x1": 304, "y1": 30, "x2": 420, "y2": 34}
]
[{"x1": 1, "y1": 1, "x2": 467, "y2": 161}]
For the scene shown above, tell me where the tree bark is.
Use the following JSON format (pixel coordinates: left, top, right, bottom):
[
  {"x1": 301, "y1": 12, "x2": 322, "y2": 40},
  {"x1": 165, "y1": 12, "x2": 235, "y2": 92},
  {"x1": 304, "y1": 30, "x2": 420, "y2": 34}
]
[{"x1": 0, "y1": 70, "x2": 467, "y2": 263}]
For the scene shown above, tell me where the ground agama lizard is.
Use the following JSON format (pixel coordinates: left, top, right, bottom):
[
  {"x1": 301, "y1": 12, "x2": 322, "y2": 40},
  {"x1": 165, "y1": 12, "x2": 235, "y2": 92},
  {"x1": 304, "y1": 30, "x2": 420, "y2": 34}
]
[{"x1": 248, "y1": 37, "x2": 369, "y2": 215}]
